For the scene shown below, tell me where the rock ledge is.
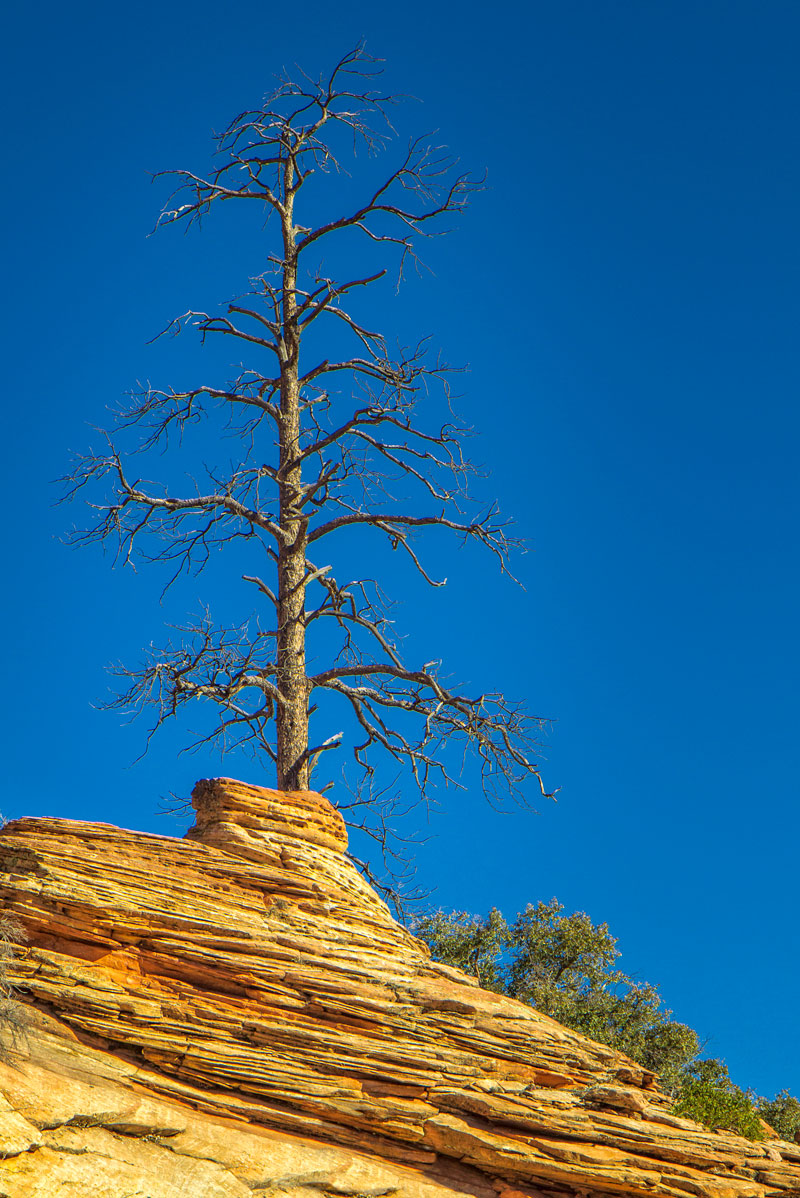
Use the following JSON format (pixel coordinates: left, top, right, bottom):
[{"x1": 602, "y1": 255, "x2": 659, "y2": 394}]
[{"x1": 0, "y1": 777, "x2": 797, "y2": 1198}]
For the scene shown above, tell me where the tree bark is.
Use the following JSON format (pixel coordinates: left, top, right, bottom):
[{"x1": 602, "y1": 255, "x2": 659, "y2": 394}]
[{"x1": 276, "y1": 168, "x2": 309, "y2": 791}]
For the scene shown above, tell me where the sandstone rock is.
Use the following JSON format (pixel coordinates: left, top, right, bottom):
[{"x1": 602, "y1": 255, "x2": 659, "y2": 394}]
[{"x1": 0, "y1": 776, "x2": 796, "y2": 1197}]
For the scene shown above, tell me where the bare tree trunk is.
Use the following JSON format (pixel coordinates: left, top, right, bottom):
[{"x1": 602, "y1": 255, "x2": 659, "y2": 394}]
[
  {"x1": 65, "y1": 47, "x2": 555, "y2": 838},
  {"x1": 277, "y1": 176, "x2": 309, "y2": 791}
]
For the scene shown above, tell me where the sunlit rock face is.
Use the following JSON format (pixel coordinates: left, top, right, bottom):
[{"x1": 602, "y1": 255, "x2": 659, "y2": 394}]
[{"x1": 0, "y1": 777, "x2": 798, "y2": 1197}]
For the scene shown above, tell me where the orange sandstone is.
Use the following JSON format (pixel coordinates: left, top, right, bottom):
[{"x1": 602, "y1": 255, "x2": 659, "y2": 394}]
[{"x1": 0, "y1": 777, "x2": 796, "y2": 1197}]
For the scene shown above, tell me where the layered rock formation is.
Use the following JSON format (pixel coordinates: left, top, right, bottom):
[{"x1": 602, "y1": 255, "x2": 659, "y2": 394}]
[{"x1": 0, "y1": 777, "x2": 797, "y2": 1197}]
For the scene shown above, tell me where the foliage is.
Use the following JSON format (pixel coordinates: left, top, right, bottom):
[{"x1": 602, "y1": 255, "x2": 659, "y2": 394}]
[
  {"x1": 674, "y1": 1059, "x2": 765, "y2": 1140},
  {"x1": 413, "y1": 899, "x2": 698, "y2": 1092},
  {"x1": 414, "y1": 899, "x2": 799, "y2": 1141},
  {"x1": 412, "y1": 908, "x2": 509, "y2": 991},
  {"x1": 637, "y1": 1020, "x2": 703, "y2": 1097},
  {"x1": 757, "y1": 1090, "x2": 800, "y2": 1142}
]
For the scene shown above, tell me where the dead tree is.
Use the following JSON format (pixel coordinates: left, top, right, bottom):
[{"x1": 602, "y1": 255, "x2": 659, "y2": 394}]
[{"x1": 66, "y1": 47, "x2": 552, "y2": 839}]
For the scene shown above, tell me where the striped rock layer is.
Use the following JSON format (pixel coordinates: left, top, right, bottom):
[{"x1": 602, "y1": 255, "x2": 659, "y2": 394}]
[{"x1": 0, "y1": 777, "x2": 797, "y2": 1198}]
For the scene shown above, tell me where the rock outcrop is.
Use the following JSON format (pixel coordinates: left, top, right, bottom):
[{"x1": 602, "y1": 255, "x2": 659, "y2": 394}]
[{"x1": 0, "y1": 777, "x2": 797, "y2": 1197}]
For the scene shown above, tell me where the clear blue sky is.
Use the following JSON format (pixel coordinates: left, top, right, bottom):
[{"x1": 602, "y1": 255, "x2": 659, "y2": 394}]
[{"x1": 3, "y1": 1, "x2": 799, "y2": 1099}]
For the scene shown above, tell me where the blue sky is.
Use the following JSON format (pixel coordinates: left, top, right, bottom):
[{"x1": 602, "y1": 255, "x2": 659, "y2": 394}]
[{"x1": 3, "y1": 1, "x2": 799, "y2": 1098}]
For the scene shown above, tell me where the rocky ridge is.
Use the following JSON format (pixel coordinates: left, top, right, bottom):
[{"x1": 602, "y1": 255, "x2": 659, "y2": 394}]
[{"x1": 0, "y1": 777, "x2": 798, "y2": 1197}]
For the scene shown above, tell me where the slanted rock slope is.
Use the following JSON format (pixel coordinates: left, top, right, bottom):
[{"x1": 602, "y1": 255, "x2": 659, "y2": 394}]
[{"x1": 0, "y1": 777, "x2": 797, "y2": 1197}]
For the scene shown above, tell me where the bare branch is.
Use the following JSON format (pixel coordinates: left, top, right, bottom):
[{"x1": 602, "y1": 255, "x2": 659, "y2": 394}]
[{"x1": 66, "y1": 46, "x2": 550, "y2": 890}]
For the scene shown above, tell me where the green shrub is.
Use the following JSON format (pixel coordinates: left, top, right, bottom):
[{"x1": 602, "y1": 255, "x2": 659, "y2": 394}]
[
  {"x1": 414, "y1": 900, "x2": 698, "y2": 1088},
  {"x1": 412, "y1": 908, "x2": 509, "y2": 991},
  {"x1": 674, "y1": 1059, "x2": 764, "y2": 1140},
  {"x1": 415, "y1": 899, "x2": 797, "y2": 1144},
  {"x1": 757, "y1": 1090, "x2": 800, "y2": 1142}
]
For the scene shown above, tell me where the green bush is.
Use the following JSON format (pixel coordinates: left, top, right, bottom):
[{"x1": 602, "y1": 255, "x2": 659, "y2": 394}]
[
  {"x1": 674, "y1": 1059, "x2": 765, "y2": 1140},
  {"x1": 412, "y1": 907, "x2": 509, "y2": 991},
  {"x1": 757, "y1": 1090, "x2": 800, "y2": 1142},
  {"x1": 413, "y1": 900, "x2": 698, "y2": 1091},
  {"x1": 414, "y1": 899, "x2": 798, "y2": 1142}
]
